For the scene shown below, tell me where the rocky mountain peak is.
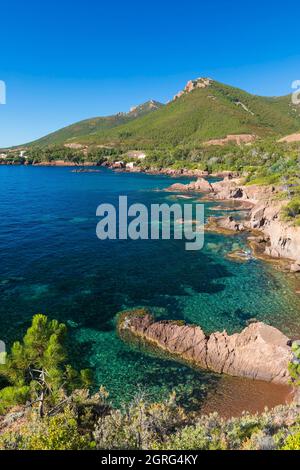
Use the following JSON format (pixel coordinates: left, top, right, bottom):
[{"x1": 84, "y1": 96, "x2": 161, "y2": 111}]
[
  {"x1": 128, "y1": 100, "x2": 163, "y2": 116},
  {"x1": 173, "y1": 77, "x2": 213, "y2": 101}
]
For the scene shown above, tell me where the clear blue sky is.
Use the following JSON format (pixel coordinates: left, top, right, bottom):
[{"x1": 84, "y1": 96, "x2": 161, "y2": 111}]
[{"x1": 0, "y1": 0, "x2": 300, "y2": 147}]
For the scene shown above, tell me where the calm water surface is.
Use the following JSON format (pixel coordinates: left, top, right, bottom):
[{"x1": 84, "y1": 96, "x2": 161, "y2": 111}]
[{"x1": 0, "y1": 166, "x2": 299, "y2": 414}]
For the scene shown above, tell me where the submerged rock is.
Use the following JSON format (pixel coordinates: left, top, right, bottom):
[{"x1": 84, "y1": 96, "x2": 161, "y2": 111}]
[
  {"x1": 119, "y1": 312, "x2": 292, "y2": 385},
  {"x1": 226, "y1": 249, "x2": 252, "y2": 262},
  {"x1": 206, "y1": 215, "x2": 246, "y2": 234}
]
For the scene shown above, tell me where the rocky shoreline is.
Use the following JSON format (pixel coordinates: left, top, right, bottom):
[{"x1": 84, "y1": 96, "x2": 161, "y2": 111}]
[
  {"x1": 118, "y1": 165, "x2": 238, "y2": 179},
  {"x1": 0, "y1": 159, "x2": 234, "y2": 177},
  {"x1": 0, "y1": 160, "x2": 98, "y2": 167},
  {"x1": 3, "y1": 161, "x2": 300, "y2": 269},
  {"x1": 1, "y1": 158, "x2": 240, "y2": 181},
  {"x1": 118, "y1": 311, "x2": 292, "y2": 386},
  {"x1": 3, "y1": 159, "x2": 300, "y2": 270},
  {"x1": 167, "y1": 176, "x2": 300, "y2": 272}
]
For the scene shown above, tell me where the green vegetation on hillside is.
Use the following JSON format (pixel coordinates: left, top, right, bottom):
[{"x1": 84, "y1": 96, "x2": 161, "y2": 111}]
[
  {"x1": 27, "y1": 100, "x2": 164, "y2": 147},
  {"x1": 85, "y1": 81, "x2": 300, "y2": 148},
  {"x1": 0, "y1": 314, "x2": 299, "y2": 450},
  {"x1": 24, "y1": 79, "x2": 300, "y2": 149},
  {"x1": 4, "y1": 136, "x2": 300, "y2": 225},
  {"x1": 4, "y1": 78, "x2": 300, "y2": 225},
  {"x1": 140, "y1": 139, "x2": 300, "y2": 224}
]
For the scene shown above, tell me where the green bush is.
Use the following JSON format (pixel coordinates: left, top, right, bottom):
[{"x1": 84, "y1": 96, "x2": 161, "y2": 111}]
[
  {"x1": 94, "y1": 392, "x2": 187, "y2": 450},
  {"x1": 281, "y1": 428, "x2": 300, "y2": 450},
  {"x1": 0, "y1": 386, "x2": 30, "y2": 414},
  {"x1": 0, "y1": 408, "x2": 94, "y2": 450},
  {"x1": 282, "y1": 199, "x2": 300, "y2": 225},
  {"x1": 288, "y1": 341, "x2": 300, "y2": 386},
  {"x1": 0, "y1": 314, "x2": 300, "y2": 450},
  {"x1": 0, "y1": 314, "x2": 92, "y2": 414}
]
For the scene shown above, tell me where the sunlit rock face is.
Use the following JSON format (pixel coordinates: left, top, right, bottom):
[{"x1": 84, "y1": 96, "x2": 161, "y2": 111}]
[
  {"x1": 120, "y1": 312, "x2": 292, "y2": 385},
  {"x1": 172, "y1": 77, "x2": 213, "y2": 101}
]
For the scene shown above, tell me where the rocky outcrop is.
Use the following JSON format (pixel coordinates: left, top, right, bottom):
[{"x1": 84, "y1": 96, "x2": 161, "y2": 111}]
[
  {"x1": 227, "y1": 189, "x2": 300, "y2": 267},
  {"x1": 166, "y1": 176, "x2": 242, "y2": 197},
  {"x1": 173, "y1": 77, "x2": 213, "y2": 101},
  {"x1": 167, "y1": 175, "x2": 300, "y2": 268},
  {"x1": 167, "y1": 177, "x2": 214, "y2": 193},
  {"x1": 119, "y1": 312, "x2": 292, "y2": 385},
  {"x1": 291, "y1": 262, "x2": 300, "y2": 273},
  {"x1": 246, "y1": 200, "x2": 300, "y2": 264},
  {"x1": 207, "y1": 215, "x2": 246, "y2": 233},
  {"x1": 128, "y1": 100, "x2": 163, "y2": 116}
]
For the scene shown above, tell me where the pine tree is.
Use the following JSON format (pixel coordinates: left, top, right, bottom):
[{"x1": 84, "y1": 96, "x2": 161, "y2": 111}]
[{"x1": 0, "y1": 314, "x2": 92, "y2": 416}]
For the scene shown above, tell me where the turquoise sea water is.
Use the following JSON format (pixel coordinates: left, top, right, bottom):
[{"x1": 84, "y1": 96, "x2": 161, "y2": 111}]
[{"x1": 1, "y1": 166, "x2": 300, "y2": 412}]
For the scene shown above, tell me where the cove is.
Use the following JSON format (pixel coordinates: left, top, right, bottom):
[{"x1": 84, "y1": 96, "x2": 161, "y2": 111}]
[{"x1": 0, "y1": 165, "x2": 300, "y2": 415}]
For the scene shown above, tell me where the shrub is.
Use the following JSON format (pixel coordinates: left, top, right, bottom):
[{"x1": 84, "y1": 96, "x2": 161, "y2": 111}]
[
  {"x1": 0, "y1": 408, "x2": 94, "y2": 450},
  {"x1": 94, "y1": 392, "x2": 187, "y2": 450},
  {"x1": 281, "y1": 428, "x2": 300, "y2": 450},
  {"x1": 282, "y1": 199, "x2": 300, "y2": 222},
  {"x1": 288, "y1": 341, "x2": 300, "y2": 386},
  {"x1": 0, "y1": 386, "x2": 30, "y2": 414}
]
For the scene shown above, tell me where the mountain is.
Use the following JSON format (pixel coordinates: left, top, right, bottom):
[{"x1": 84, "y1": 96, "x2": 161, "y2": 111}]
[
  {"x1": 27, "y1": 79, "x2": 300, "y2": 148},
  {"x1": 127, "y1": 100, "x2": 163, "y2": 117},
  {"x1": 29, "y1": 100, "x2": 164, "y2": 147}
]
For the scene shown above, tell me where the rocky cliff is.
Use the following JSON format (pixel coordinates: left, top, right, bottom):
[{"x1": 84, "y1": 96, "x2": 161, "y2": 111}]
[
  {"x1": 167, "y1": 176, "x2": 300, "y2": 269},
  {"x1": 172, "y1": 77, "x2": 213, "y2": 101},
  {"x1": 119, "y1": 312, "x2": 292, "y2": 385}
]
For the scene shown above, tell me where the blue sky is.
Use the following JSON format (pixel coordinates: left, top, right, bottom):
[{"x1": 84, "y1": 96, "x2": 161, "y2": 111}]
[{"x1": 0, "y1": 0, "x2": 300, "y2": 147}]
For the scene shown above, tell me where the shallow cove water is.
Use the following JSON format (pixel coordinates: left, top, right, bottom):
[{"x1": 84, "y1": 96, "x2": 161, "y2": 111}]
[{"x1": 0, "y1": 166, "x2": 299, "y2": 416}]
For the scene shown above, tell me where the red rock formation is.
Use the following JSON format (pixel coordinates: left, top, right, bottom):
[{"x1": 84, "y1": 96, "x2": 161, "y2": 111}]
[
  {"x1": 119, "y1": 313, "x2": 292, "y2": 385},
  {"x1": 166, "y1": 175, "x2": 300, "y2": 268},
  {"x1": 167, "y1": 177, "x2": 214, "y2": 193},
  {"x1": 172, "y1": 77, "x2": 213, "y2": 101}
]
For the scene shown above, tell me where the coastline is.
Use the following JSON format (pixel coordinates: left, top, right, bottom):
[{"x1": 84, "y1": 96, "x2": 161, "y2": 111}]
[
  {"x1": 113, "y1": 169, "x2": 300, "y2": 412},
  {"x1": 0, "y1": 160, "x2": 236, "y2": 178},
  {"x1": 164, "y1": 175, "x2": 300, "y2": 272},
  {"x1": 0, "y1": 160, "x2": 97, "y2": 167},
  {"x1": 118, "y1": 310, "x2": 295, "y2": 416},
  {"x1": 114, "y1": 162, "x2": 300, "y2": 272},
  {"x1": 1, "y1": 163, "x2": 299, "y2": 418},
  {"x1": 2, "y1": 160, "x2": 299, "y2": 268}
]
